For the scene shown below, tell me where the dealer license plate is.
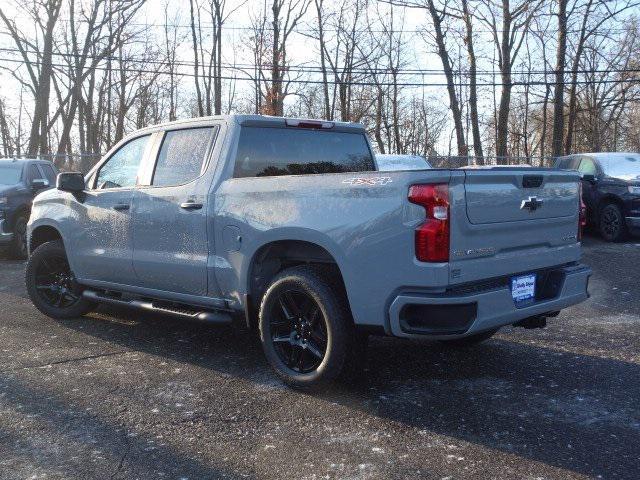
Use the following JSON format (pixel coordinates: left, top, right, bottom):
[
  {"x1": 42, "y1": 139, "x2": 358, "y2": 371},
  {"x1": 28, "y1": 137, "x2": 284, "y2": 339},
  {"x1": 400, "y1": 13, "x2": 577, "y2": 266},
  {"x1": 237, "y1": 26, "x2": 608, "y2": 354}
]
[{"x1": 511, "y1": 273, "x2": 536, "y2": 305}]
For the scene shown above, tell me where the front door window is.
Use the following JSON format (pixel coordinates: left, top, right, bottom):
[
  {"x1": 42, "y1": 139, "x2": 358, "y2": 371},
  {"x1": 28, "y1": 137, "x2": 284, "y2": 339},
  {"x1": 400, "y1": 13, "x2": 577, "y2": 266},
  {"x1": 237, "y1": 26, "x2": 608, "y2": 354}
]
[{"x1": 95, "y1": 135, "x2": 151, "y2": 189}]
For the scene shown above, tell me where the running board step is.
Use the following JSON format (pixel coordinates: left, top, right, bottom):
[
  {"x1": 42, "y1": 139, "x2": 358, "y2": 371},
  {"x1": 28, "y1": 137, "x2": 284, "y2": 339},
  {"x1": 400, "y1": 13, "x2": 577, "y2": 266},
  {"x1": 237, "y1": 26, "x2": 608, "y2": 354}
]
[{"x1": 82, "y1": 290, "x2": 232, "y2": 324}]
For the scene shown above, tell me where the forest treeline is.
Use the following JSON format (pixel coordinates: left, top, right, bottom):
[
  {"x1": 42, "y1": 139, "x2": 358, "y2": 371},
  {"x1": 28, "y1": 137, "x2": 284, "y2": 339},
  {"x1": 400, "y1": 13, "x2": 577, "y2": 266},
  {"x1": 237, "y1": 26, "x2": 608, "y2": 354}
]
[{"x1": 0, "y1": 0, "x2": 639, "y2": 171}]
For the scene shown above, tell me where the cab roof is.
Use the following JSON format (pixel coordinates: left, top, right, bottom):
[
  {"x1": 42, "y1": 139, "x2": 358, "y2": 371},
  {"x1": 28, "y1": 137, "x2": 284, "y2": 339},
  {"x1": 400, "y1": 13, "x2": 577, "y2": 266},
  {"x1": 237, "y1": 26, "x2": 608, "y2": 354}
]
[{"x1": 132, "y1": 114, "x2": 366, "y2": 135}]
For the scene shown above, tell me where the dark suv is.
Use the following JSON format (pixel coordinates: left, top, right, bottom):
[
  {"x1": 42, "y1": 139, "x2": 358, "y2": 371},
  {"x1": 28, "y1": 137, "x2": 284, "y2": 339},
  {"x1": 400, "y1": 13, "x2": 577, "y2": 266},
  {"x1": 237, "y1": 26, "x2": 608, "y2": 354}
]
[
  {"x1": 555, "y1": 153, "x2": 640, "y2": 241},
  {"x1": 0, "y1": 158, "x2": 58, "y2": 258}
]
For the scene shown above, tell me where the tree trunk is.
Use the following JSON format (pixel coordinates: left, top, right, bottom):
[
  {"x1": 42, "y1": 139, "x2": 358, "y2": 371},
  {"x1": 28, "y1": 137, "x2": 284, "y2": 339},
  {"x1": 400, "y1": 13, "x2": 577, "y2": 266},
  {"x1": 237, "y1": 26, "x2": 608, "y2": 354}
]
[
  {"x1": 564, "y1": 0, "x2": 593, "y2": 154},
  {"x1": 461, "y1": 0, "x2": 483, "y2": 161},
  {"x1": 426, "y1": 0, "x2": 466, "y2": 156},
  {"x1": 495, "y1": 1, "x2": 512, "y2": 163},
  {"x1": 314, "y1": 0, "x2": 331, "y2": 120},
  {"x1": 551, "y1": 0, "x2": 567, "y2": 158},
  {"x1": 189, "y1": 0, "x2": 204, "y2": 116}
]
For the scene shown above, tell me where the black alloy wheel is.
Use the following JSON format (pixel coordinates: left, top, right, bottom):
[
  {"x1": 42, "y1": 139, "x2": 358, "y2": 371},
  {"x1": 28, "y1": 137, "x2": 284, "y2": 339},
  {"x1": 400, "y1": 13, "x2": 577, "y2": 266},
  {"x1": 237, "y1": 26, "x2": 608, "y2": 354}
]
[
  {"x1": 26, "y1": 240, "x2": 96, "y2": 319},
  {"x1": 599, "y1": 203, "x2": 626, "y2": 242},
  {"x1": 258, "y1": 265, "x2": 352, "y2": 389},
  {"x1": 34, "y1": 254, "x2": 82, "y2": 309},
  {"x1": 269, "y1": 289, "x2": 328, "y2": 373}
]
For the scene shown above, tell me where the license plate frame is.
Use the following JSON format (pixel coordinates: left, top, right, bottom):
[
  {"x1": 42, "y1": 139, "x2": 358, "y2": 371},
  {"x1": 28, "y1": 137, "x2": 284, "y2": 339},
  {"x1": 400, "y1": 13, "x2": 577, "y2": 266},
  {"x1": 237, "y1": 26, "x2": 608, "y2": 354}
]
[{"x1": 511, "y1": 273, "x2": 537, "y2": 306}]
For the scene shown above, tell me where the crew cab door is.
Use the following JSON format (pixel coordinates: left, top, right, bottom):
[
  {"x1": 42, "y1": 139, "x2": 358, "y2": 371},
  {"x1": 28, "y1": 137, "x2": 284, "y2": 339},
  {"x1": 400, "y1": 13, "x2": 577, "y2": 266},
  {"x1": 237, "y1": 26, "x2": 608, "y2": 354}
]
[
  {"x1": 131, "y1": 126, "x2": 219, "y2": 297},
  {"x1": 69, "y1": 134, "x2": 152, "y2": 285}
]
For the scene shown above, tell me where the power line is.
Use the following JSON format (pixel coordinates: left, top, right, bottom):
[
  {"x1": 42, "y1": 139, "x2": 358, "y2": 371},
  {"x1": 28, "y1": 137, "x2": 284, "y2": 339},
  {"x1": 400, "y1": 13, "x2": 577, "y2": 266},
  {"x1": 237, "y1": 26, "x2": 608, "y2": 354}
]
[
  {"x1": 1, "y1": 47, "x2": 639, "y2": 79},
  {"x1": 3, "y1": 14, "x2": 635, "y2": 36},
  {"x1": 1, "y1": 56, "x2": 639, "y2": 89}
]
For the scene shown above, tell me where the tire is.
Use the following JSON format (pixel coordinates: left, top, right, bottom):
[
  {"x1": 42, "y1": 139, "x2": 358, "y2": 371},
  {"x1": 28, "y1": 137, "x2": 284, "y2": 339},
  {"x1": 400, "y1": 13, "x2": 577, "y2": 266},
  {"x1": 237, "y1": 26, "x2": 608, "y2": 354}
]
[
  {"x1": 7, "y1": 215, "x2": 28, "y2": 259},
  {"x1": 258, "y1": 265, "x2": 353, "y2": 389},
  {"x1": 439, "y1": 328, "x2": 499, "y2": 348},
  {"x1": 26, "y1": 240, "x2": 96, "y2": 319},
  {"x1": 599, "y1": 203, "x2": 627, "y2": 242}
]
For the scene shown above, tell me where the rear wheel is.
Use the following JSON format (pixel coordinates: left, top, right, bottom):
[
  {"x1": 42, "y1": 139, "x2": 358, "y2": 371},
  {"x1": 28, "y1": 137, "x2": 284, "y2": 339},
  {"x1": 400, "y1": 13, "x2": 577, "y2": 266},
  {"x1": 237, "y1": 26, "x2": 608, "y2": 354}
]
[
  {"x1": 599, "y1": 203, "x2": 627, "y2": 242},
  {"x1": 258, "y1": 266, "x2": 352, "y2": 389},
  {"x1": 7, "y1": 215, "x2": 28, "y2": 259},
  {"x1": 439, "y1": 328, "x2": 498, "y2": 347},
  {"x1": 26, "y1": 240, "x2": 96, "y2": 319}
]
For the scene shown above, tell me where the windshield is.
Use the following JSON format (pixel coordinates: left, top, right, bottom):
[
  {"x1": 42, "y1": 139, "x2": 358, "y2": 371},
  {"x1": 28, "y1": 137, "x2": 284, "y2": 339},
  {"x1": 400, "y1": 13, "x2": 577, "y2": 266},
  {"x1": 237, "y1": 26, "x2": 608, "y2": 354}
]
[
  {"x1": 0, "y1": 163, "x2": 23, "y2": 185},
  {"x1": 600, "y1": 155, "x2": 640, "y2": 181}
]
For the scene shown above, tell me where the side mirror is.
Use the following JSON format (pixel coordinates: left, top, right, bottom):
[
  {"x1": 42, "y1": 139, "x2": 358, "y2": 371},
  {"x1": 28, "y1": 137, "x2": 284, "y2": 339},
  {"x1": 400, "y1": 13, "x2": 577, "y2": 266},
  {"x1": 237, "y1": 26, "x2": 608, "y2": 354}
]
[
  {"x1": 57, "y1": 172, "x2": 85, "y2": 193},
  {"x1": 582, "y1": 174, "x2": 596, "y2": 183},
  {"x1": 30, "y1": 178, "x2": 49, "y2": 191}
]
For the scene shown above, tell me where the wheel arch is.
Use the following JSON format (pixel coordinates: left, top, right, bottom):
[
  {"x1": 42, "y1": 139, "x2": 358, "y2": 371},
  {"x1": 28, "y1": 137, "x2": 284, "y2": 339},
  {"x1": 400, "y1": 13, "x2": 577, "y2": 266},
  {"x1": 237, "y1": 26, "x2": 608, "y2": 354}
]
[
  {"x1": 242, "y1": 234, "x2": 349, "y2": 329},
  {"x1": 29, "y1": 223, "x2": 64, "y2": 254},
  {"x1": 10, "y1": 204, "x2": 30, "y2": 228}
]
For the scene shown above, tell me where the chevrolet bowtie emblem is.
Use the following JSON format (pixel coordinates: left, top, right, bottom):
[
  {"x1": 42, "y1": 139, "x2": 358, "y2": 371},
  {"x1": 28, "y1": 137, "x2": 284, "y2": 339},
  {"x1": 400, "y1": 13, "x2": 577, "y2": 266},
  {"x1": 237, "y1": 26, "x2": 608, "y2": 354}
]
[{"x1": 521, "y1": 196, "x2": 543, "y2": 212}]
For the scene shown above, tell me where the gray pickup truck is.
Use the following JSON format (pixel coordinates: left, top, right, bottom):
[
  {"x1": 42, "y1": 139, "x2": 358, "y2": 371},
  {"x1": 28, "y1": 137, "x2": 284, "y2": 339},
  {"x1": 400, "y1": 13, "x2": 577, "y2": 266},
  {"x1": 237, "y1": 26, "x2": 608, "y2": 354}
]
[{"x1": 25, "y1": 115, "x2": 591, "y2": 388}]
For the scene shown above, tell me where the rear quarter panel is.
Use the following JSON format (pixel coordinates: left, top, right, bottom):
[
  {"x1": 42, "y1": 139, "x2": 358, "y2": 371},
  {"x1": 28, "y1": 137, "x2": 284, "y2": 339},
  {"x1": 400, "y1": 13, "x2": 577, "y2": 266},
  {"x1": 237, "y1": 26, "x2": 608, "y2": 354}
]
[{"x1": 213, "y1": 170, "x2": 452, "y2": 329}]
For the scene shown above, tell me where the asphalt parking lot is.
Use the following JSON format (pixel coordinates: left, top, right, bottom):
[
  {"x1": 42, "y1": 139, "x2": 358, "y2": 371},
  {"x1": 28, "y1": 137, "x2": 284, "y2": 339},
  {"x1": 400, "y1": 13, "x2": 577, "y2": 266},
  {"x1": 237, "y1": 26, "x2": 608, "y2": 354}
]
[{"x1": 0, "y1": 235, "x2": 638, "y2": 480}]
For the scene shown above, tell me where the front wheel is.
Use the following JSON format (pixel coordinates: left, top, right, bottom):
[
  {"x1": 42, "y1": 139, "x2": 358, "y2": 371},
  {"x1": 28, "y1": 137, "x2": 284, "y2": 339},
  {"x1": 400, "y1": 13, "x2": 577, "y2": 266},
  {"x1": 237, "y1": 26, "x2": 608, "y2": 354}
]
[
  {"x1": 26, "y1": 240, "x2": 96, "y2": 319},
  {"x1": 258, "y1": 266, "x2": 352, "y2": 389},
  {"x1": 7, "y1": 215, "x2": 28, "y2": 259},
  {"x1": 599, "y1": 203, "x2": 627, "y2": 242}
]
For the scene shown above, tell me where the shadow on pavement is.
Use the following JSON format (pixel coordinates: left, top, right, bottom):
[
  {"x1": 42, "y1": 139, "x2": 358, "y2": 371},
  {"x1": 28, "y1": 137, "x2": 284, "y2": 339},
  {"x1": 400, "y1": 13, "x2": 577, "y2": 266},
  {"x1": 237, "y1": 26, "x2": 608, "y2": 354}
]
[
  {"x1": 46, "y1": 303, "x2": 640, "y2": 479},
  {"x1": 0, "y1": 373, "x2": 246, "y2": 479}
]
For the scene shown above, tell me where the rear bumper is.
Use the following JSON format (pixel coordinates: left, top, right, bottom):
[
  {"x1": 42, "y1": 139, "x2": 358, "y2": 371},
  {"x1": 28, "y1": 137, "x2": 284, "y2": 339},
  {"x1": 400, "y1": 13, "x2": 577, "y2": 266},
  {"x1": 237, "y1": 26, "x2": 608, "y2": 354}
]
[
  {"x1": 388, "y1": 263, "x2": 591, "y2": 339},
  {"x1": 0, "y1": 219, "x2": 14, "y2": 245}
]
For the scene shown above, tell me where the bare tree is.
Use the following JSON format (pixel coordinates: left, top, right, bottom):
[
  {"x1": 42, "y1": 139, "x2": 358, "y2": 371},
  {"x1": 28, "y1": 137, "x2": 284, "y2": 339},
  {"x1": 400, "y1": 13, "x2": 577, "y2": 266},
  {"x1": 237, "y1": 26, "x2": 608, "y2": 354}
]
[
  {"x1": 478, "y1": 0, "x2": 542, "y2": 162},
  {"x1": 266, "y1": 0, "x2": 310, "y2": 115},
  {"x1": 551, "y1": 0, "x2": 568, "y2": 157},
  {"x1": 0, "y1": 98, "x2": 15, "y2": 156},
  {"x1": 563, "y1": 0, "x2": 639, "y2": 154},
  {"x1": 0, "y1": 0, "x2": 63, "y2": 155},
  {"x1": 460, "y1": 0, "x2": 482, "y2": 160},
  {"x1": 424, "y1": 0, "x2": 467, "y2": 156},
  {"x1": 313, "y1": 0, "x2": 332, "y2": 119},
  {"x1": 55, "y1": 0, "x2": 146, "y2": 157},
  {"x1": 189, "y1": 0, "x2": 236, "y2": 116}
]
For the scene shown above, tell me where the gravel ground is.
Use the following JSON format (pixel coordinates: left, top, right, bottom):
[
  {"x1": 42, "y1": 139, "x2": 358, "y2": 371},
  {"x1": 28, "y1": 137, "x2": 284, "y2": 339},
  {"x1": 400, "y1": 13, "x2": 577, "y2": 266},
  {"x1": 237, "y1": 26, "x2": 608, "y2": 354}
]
[{"x1": 0, "y1": 234, "x2": 638, "y2": 479}]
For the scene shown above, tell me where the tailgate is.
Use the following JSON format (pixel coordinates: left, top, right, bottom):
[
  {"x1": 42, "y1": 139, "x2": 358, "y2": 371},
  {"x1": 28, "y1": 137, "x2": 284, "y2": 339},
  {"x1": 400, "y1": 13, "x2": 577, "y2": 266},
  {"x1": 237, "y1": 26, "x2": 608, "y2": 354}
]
[
  {"x1": 464, "y1": 169, "x2": 577, "y2": 223},
  {"x1": 448, "y1": 168, "x2": 582, "y2": 285}
]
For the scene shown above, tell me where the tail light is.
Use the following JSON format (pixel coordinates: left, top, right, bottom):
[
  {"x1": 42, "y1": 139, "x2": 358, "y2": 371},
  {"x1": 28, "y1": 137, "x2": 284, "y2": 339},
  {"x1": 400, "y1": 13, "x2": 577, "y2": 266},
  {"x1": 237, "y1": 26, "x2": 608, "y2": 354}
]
[
  {"x1": 578, "y1": 182, "x2": 587, "y2": 241},
  {"x1": 285, "y1": 119, "x2": 334, "y2": 129},
  {"x1": 408, "y1": 184, "x2": 450, "y2": 262}
]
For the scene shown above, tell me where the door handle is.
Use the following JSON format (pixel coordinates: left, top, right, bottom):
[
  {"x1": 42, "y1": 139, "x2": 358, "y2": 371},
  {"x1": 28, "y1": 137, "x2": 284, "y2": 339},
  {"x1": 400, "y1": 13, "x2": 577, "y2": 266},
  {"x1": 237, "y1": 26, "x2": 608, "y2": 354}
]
[
  {"x1": 180, "y1": 201, "x2": 203, "y2": 210},
  {"x1": 113, "y1": 203, "x2": 130, "y2": 211}
]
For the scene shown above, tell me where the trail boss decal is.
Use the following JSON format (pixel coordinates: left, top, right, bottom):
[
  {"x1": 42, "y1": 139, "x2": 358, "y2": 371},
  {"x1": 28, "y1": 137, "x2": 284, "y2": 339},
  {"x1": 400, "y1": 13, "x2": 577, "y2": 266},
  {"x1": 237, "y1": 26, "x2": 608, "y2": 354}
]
[{"x1": 342, "y1": 177, "x2": 392, "y2": 186}]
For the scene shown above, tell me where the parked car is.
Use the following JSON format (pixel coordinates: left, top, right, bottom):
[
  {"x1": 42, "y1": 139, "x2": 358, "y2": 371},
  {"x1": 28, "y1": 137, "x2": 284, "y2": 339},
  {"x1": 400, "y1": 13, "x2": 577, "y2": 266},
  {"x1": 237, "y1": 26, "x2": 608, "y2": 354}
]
[
  {"x1": 25, "y1": 116, "x2": 590, "y2": 389},
  {"x1": 376, "y1": 154, "x2": 432, "y2": 171},
  {"x1": 555, "y1": 152, "x2": 640, "y2": 241},
  {"x1": 0, "y1": 158, "x2": 58, "y2": 258}
]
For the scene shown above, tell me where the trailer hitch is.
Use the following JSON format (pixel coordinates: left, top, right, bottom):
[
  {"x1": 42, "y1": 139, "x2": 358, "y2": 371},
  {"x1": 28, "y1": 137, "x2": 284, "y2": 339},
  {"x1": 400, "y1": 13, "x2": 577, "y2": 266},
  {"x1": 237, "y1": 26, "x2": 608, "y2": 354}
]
[{"x1": 513, "y1": 311, "x2": 555, "y2": 329}]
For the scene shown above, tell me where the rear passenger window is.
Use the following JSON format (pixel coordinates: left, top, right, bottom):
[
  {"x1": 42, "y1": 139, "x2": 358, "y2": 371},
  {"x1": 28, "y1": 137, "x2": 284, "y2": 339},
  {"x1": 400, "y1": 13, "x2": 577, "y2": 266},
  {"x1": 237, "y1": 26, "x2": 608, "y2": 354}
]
[
  {"x1": 233, "y1": 127, "x2": 375, "y2": 178},
  {"x1": 152, "y1": 127, "x2": 217, "y2": 186}
]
